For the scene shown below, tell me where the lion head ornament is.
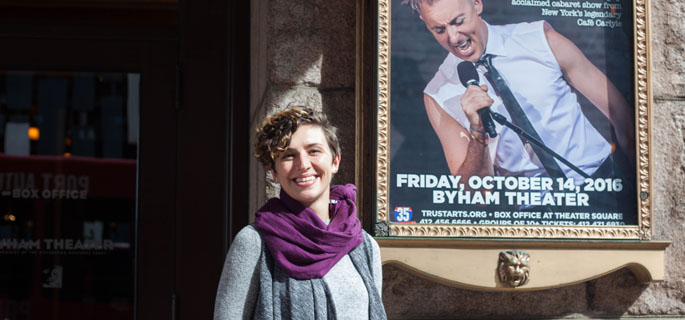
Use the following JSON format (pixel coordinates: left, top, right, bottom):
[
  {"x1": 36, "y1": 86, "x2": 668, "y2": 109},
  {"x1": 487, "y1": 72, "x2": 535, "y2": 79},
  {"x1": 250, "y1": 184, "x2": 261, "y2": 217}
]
[{"x1": 497, "y1": 250, "x2": 530, "y2": 287}]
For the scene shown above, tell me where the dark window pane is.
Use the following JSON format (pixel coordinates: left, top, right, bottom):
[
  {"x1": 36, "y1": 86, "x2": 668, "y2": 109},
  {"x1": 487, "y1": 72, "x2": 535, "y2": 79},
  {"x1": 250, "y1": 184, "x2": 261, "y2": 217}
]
[{"x1": 0, "y1": 71, "x2": 138, "y2": 320}]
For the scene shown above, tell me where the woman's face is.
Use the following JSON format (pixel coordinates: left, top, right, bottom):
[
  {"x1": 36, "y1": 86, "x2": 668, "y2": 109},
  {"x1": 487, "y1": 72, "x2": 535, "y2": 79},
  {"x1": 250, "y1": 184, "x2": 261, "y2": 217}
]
[{"x1": 271, "y1": 124, "x2": 340, "y2": 210}]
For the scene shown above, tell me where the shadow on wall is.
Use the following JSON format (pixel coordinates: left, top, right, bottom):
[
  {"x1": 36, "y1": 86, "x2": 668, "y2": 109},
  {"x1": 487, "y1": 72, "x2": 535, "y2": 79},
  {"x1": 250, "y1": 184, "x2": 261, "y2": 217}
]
[
  {"x1": 317, "y1": 0, "x2": 357, "y2": 187},
  {"x1": 261, "y1": 0, "x2": 357, "y2": 187},
  {"x1": 382, "y1": 265, "x2": 648, "y2": 318}
]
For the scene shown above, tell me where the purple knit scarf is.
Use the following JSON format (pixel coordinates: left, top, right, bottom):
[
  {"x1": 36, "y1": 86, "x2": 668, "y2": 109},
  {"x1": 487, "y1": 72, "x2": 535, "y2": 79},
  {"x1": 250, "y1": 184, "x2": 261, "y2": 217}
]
[{"x1": 254, "y1": 184, "x2": 363, "y2": 280}]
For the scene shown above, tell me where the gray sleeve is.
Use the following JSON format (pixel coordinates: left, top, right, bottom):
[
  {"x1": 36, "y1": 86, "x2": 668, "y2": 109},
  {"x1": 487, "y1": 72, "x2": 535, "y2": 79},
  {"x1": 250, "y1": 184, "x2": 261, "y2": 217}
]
[
  {"x1": 213, "y1": 225, "x2": 262, "y2": 320},
  {"x1": 370, "y1": 236, "x2": 383, "y2": 298}
]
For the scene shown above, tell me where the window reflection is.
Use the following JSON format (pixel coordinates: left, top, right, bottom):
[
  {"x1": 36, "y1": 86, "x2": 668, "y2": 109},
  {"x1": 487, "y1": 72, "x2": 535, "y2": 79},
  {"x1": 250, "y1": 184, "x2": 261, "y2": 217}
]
[{"x1": 0, "y1": 71, "x2": 138, "y2": 320}]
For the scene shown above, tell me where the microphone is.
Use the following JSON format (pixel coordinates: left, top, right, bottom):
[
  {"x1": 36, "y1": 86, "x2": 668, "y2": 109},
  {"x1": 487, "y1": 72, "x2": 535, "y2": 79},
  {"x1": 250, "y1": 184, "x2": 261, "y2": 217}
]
[{"x1": 457, "y1": 61, "x2": 497, "y2": 138}]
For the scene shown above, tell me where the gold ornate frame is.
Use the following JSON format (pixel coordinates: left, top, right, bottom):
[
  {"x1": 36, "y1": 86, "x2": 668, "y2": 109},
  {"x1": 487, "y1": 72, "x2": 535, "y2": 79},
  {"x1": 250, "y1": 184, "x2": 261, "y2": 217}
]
[{"x1": 362, "y1": 0, "x2": 653, "y2": 240}]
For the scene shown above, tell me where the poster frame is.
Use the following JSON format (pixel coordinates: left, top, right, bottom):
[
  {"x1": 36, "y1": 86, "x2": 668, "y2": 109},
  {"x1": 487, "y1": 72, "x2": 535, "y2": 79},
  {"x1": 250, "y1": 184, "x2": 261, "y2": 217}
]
[{"x1": 361, "y1": 0, "x2": 653, "y2": 240}]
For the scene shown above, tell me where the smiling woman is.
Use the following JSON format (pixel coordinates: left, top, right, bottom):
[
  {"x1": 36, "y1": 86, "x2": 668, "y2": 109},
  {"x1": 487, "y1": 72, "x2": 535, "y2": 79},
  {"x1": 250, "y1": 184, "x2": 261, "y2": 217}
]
[
  {"x1": 214, "y1": 107, "x2": 387, "y2": 320},
  {"x1": 254, "y1": 108, "x2": 342, "y2": 220}
]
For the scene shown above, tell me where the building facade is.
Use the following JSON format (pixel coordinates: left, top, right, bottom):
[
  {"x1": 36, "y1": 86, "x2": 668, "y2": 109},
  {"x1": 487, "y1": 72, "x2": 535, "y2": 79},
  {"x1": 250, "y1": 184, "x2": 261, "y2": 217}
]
[
  {"x1": 249, "y1": 0, "x2": 684, "y2": 318},
  {"x1": 0, "y1": 0, "x2": 682, "y2": 319}
]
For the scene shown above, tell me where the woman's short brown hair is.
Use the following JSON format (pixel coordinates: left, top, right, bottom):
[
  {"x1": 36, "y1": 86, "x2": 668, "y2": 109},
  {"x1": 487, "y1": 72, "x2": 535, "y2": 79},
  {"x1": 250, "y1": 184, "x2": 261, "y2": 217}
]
[{"x1": 254, "y1": 107, "x2": 341, "y2": 169}]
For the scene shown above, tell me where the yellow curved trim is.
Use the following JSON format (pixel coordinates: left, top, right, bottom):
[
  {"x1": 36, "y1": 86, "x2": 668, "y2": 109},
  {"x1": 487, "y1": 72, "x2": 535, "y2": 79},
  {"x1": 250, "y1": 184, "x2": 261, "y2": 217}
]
[{"x1": 379, "y1": 239, "x2": 668, "y2": 292}]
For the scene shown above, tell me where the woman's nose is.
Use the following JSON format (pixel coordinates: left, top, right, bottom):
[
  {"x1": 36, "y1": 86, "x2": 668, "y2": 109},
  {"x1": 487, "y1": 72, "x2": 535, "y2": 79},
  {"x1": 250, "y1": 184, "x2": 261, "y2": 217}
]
[{"x1": 296, "y1": 154, "x2": 311, "y2": 169}]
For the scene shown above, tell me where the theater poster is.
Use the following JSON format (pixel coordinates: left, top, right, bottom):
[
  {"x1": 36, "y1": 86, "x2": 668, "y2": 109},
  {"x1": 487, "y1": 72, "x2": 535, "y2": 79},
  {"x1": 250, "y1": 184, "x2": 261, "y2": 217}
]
[{"x1": 372, "y1": 0, "x2": 653, "y2": 239}]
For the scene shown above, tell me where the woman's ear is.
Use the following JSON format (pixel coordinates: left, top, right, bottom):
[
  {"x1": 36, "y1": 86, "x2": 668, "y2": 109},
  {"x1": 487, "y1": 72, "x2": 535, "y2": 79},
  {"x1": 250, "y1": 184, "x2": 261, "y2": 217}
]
[
  {"x1": 331, "y1": 153, "x2": 341, "y2": 174},
  {"x1": 270, "y1": 168, "x2": 278, "y2": 179}
]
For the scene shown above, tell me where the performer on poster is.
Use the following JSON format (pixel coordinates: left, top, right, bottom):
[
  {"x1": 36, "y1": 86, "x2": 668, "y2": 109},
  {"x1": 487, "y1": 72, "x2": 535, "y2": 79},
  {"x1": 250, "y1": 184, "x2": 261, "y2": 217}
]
[{"x1": 407, "y1": 0, "x2": 635, "y2": 192}]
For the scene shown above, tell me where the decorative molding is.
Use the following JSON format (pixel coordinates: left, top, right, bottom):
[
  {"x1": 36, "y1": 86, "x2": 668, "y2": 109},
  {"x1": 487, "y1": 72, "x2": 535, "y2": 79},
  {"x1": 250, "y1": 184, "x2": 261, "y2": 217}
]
[
  {"x1": 376, "y1": 0, "x2": 390, "y2": 222},
  {"x1": 635, "y1": 0, "x2": 652, "y2": 240},
  {"x1": 378, "y1": 239, "x2": 670, "y2": 291},
  {"x1": 497, "y1": 250, "x2": 531, "y2": 288},
  {"x1": 375, "y1": 221, "x2": 390, "y2": 237}
]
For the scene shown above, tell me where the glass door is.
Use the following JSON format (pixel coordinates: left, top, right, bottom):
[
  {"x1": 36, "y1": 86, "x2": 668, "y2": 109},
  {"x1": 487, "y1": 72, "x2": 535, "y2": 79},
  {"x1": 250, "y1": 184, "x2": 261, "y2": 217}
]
[
  {"x1": 0, "y1": 35, "x2": 178, "y2": 320},
  {"x1": 0, "y1": 71, "x2": 139, "y2": 320}
]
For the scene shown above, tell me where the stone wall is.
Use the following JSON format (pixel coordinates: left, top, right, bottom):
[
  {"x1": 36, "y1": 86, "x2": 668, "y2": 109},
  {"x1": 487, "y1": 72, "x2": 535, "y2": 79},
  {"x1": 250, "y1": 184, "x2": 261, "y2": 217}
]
[
  {"x1": 249, "y1": 0, "x2": 358, "y2": 214},
  {"x1": 249, "y1": 0, "x2": 685, "y2": 317}
]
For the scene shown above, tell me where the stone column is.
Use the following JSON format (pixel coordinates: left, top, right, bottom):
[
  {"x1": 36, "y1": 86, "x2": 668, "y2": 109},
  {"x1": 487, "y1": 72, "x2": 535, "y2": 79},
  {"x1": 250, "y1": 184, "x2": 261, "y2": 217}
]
[{"x1": 249, "y1": 0, "x2": 358, "y2": 218}]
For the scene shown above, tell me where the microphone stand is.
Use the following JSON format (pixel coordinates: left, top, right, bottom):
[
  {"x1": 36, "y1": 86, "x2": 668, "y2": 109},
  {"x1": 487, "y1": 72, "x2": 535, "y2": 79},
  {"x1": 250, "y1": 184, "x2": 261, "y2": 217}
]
[{"x1": 489, "y1": 111, "x2": 591, "y2": 179}]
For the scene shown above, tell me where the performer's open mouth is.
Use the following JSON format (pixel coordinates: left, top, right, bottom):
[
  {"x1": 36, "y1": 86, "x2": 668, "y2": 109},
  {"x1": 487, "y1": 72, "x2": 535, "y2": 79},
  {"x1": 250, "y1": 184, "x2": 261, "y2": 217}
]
[{"x1": 457, "y1": 39, "x2": 472, "y2": 54}]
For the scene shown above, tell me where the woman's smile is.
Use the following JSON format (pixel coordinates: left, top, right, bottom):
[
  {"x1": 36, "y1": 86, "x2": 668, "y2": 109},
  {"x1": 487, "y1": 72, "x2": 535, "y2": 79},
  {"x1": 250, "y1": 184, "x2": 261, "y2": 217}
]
[{"x1": 294, "y1": 175, "x2": 317, "y2": 185}]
